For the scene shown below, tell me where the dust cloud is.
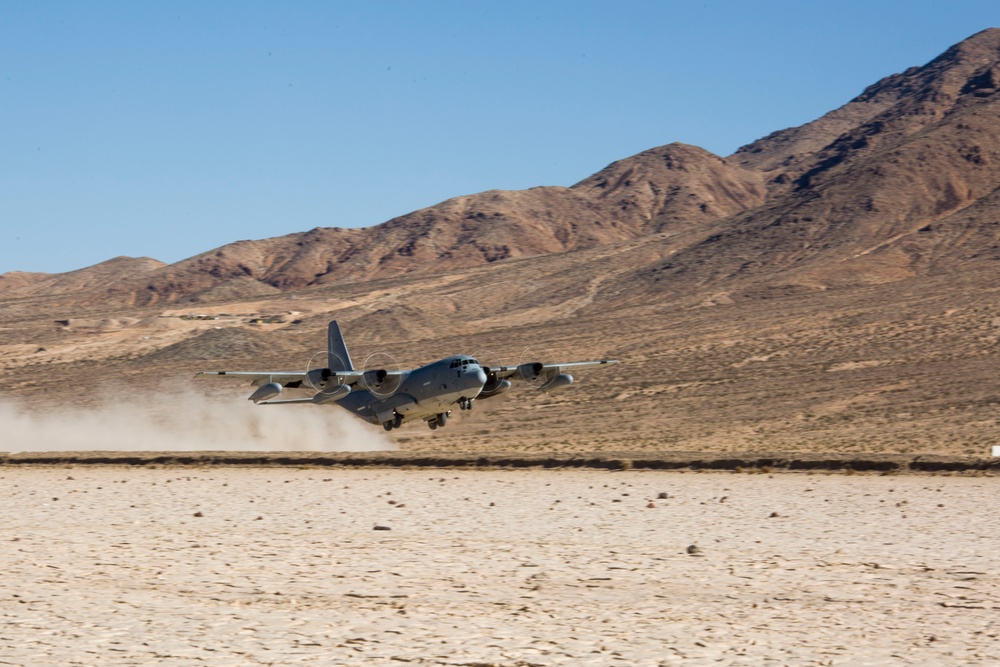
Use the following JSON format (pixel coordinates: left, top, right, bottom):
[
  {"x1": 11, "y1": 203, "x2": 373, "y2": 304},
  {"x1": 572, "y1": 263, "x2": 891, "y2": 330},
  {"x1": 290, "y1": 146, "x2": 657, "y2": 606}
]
[{"x1": 0, "y1": 389, "x2": 395, "y2": 453}]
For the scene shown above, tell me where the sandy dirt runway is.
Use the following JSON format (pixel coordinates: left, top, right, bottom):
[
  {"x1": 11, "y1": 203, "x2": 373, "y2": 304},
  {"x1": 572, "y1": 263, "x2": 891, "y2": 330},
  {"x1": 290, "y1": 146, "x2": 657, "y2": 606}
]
[{"x1": 1, "y1": 467, "x2": 998, "y2": 666}]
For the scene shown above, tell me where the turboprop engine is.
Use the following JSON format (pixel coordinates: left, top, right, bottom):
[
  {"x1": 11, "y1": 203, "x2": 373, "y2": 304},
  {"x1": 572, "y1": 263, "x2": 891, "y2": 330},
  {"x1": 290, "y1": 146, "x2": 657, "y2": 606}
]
[
  {"x1": 311, "y1": 383, "x2": 351, "y2": 404},
  {"x1": 304, "y1": 367, "x2": 351, "y2": 404},
  {"x1": 362, "y1": 369, "x2": 401, "y2": 395},
  {"x1": 540, "y1": 373, "x2": 573, "y2": 393},
  {"x1": 363, "y1": 369, "x2": 388, "y2": 388},
  {"x1": 517, "y1": 362, "x2": 573, "y2": 393},
  {"x1": 518, "y1": 362, "x2": 544, "y2": 383},
  {"x1": 479, "y1": 375, "x2": 512, "y2": 398},
  {"x1": 306, "y1": 367, "x2": 334, "y2": 388},
  {"x1": 248, "y1": 382, "x2": 282, "y2": 404}
]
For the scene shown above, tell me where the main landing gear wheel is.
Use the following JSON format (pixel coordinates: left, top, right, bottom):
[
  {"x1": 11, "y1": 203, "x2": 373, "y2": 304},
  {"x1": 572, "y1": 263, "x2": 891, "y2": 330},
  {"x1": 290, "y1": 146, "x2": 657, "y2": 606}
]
[
  {"x1": 427, "y1": 412, "x2": 450, "y2": 430},
  {"x1": 383, "y1": 413, "x2": 405, "y2": 431}
]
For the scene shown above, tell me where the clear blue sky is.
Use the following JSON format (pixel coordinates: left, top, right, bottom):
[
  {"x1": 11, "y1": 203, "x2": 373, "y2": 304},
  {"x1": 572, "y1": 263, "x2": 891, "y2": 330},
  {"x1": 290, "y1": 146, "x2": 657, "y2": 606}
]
[{"x1": 2, "y1": 1, "x2": 999, "y2": 274}]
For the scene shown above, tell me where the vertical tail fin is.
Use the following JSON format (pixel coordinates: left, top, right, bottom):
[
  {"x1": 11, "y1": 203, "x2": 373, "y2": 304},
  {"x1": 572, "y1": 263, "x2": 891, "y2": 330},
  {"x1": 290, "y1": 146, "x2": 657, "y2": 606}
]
[{"x1": 328, "y1": 320, "x2": 354, "y2": 371}]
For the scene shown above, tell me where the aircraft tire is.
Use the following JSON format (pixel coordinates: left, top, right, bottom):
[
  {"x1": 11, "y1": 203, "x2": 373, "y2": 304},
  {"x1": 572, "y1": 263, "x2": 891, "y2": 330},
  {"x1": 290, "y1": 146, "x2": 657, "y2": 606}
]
[
  {"x1": 383, "y1": 421, "x2": 393, "y2": 432},
  {"x1": 437, "y1": 412, "x2": 448, "y2": 427},
  {"x1": 428, "y1": 421, "x2": 438, "y2": 430}
]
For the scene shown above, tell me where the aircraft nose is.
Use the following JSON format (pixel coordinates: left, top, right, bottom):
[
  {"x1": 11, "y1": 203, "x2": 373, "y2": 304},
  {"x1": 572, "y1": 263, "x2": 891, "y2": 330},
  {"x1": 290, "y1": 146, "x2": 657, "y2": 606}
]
[{"x1": 474, "y1": 368, "x2": 487, "y2": 385}]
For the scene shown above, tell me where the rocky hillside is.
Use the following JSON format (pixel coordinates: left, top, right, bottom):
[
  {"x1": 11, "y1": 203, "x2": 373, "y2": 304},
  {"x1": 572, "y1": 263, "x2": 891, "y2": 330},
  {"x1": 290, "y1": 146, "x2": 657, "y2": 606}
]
[
  {"x1": 4, "y1": 29, "x2": 1000, "y2": 310},
  {"x1": 619, "y1": 28, "x2": 1000, "y2": 297}
]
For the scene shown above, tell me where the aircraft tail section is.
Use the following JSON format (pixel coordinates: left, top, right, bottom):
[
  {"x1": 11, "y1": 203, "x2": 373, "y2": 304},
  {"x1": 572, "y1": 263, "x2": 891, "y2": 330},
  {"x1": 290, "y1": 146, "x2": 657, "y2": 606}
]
[{"x1": 328, "y1": 320, "x2": 354, "y2": 371}]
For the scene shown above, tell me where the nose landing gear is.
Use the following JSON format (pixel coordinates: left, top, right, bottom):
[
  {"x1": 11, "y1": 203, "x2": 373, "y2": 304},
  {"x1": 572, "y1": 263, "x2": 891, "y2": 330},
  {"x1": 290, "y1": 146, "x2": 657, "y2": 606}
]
[{"x1": 458, "y1": 397, "x2": 475, "y2": 411}]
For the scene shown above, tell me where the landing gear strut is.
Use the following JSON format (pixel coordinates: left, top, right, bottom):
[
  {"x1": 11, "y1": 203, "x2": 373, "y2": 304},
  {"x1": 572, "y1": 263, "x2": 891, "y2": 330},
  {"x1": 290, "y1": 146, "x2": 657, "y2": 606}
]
[
  {"x1": 427, "y1": 411, "x2": 450, "y2": 430},
  {"x1": 383, "y1": 412, "x2": 404, "y2": 431}
]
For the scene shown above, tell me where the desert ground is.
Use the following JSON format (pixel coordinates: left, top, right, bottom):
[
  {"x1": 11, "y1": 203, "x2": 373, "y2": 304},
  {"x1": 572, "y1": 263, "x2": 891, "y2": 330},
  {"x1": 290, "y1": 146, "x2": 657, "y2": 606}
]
[
  {"x1": 2, "y1": 466, "x2": 998, "y2": 666},
  {"x1": 2, "y1": 266, "x2": 999, "y2": 458}
]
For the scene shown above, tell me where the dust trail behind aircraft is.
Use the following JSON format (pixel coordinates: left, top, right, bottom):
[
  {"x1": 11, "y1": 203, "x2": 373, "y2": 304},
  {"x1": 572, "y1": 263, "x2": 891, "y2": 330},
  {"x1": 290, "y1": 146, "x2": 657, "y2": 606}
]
[{"x1": 0, "y1": 387, "x2": 394, "y2": 452}]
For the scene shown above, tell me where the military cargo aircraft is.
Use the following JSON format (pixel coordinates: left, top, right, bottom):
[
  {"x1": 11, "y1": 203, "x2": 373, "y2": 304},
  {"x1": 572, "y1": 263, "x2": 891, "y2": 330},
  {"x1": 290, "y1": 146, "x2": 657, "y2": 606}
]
[{"x1": 196, "y1": 320, "x2": 617, "y2": 431}]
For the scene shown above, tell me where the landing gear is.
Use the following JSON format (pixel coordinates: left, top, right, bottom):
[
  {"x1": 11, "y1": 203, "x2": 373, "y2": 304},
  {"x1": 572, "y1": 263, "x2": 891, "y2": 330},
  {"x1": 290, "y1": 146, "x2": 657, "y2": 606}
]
[
  {"x1": 383, "y1": 412, "x2": 404, "y2": 431},
  {"x1": 459, "y1": 398, "x2": 475, "y2": 411},
  {"x1": 427, "y1": 411, "x2": 451, "y2": 430}
]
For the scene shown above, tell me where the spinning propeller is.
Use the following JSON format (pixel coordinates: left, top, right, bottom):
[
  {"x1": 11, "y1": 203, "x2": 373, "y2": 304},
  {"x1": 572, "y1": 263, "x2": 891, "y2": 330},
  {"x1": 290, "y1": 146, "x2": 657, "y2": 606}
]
[
  {"x1": 305, "y1": 349, "x2": 352, "y2": 403},
  {"x1": 516, "y1": 345, "x2": 554, "y2": 389},
  {"x1": 360, "y1": 351, "x2": 402, "y2": 397}
]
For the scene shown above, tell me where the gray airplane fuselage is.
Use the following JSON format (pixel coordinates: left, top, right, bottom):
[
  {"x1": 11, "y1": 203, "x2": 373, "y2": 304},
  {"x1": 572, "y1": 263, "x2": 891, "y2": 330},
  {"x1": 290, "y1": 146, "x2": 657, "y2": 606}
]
[
  {"x1": 337, "y1": 355, "x2": 487, "y2": 426},
  {"x1": 196, "y1": 319, "x2": 616, "y2": 431}
]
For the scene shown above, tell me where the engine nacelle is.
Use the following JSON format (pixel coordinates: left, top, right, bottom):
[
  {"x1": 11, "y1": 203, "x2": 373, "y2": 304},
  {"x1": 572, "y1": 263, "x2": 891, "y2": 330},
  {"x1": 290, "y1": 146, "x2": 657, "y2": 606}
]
[
  {"x1": 311, "y1": 383, "x2": 351, "y2": 404},
  {"x1": 248, "y1": 382, "x2": 282, "y2": 404},
  {"x1": 361, "y1": 369, "x2": 401, "y2": 395},
  {"x1": 306, "y1": 367, "x2": 333, "y2": 390},
  {"x1": 517, "y1": 362, "x2": 544, "y2": 382},
  {"x1": 540, "y1": 373, "x2": 573, "y2": 393},
  {"x1": 363, "y1": 369, "x2": 388, "y2": 388},
  {"x1": 479, "y1": 377, "x2": 512, "y2": 398}
]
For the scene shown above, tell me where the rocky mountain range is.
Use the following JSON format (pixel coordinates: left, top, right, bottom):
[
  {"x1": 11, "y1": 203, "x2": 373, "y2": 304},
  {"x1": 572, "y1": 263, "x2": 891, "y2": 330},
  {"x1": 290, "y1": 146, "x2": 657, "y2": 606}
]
[
  {"x1": 6, "y1": 30, "x2": 1000, "y2": 306},
  {"x1": 2, "y1": 29, "x2": 1000, "y2": 455}
]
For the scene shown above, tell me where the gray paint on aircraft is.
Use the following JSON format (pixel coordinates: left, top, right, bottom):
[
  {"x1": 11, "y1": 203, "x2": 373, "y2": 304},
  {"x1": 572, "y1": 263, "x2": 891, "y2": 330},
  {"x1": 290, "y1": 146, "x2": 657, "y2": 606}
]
[{"x1": 196, "y1": 320, "x2": 617, "y2": 431}]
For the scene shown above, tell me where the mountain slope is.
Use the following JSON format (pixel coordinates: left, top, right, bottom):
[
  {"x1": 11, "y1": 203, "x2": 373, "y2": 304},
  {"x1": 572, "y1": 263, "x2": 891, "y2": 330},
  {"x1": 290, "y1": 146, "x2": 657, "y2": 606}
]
[
  {"x1": 732, "y1": 28, "x2": 1000, "y2": 187},
  {"x1": 0, "y1": 257, "x2": 166, "y2": 299},
  {"x1": 615, "y1": 29, "x2": 1000, "y2": 298},
  {"x1": 4, "y1": 30, "x2": 1000, "y2": 315},
  {"x1": 1, "y1": 143, "x2": 765, "y2": 306}
]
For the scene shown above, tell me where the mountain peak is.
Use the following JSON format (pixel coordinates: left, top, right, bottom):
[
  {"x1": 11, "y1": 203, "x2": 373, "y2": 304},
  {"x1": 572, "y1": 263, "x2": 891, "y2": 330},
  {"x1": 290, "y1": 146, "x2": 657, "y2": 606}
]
[
  {"x1": 732, "y1": 28, "x2": 1000, "y2": 180},
  {"x1": 946, "y1": 27, "x2": 1000, "y2": 56}
]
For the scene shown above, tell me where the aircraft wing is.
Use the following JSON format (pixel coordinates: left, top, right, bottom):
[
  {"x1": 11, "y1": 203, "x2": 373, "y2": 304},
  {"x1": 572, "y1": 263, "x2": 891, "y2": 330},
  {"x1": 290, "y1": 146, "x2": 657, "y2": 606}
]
[
  {"x1": 194, "y1": 369, "x2": 405, "y2": 387},
  {"x1": 195, "y1": 371, "x2": 313, "y2": 385},
  {"x1": 487, "y1": 359, "x2": 618, "y2": 381}
]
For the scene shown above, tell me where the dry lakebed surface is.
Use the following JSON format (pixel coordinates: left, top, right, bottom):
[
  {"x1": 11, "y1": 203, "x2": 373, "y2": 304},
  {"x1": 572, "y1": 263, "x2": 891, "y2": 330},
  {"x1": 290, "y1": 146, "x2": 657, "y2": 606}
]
[{"x1": 1, "y1": 466, "x2": 998, "y2": 666}]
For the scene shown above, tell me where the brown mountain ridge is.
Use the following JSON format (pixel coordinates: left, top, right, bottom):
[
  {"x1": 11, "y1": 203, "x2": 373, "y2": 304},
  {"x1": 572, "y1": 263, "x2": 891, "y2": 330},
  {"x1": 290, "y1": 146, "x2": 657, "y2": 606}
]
[
  {"x1": 2, "y1": 142, "x2": 767, "y2": 307},
  {"x1": 7, "y1": 31, "x2": 1000, "y2": 307}
]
